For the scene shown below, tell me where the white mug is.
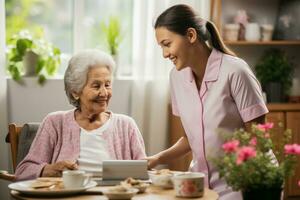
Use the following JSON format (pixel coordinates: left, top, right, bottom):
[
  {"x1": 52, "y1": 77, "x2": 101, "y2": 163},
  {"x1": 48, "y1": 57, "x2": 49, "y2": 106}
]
[
  {"x1": 62, "y1": 170, "x2": 91, "y2": 189},
  {"x1": 245, "y1": 23, "x2": 260, "y2": 41}
]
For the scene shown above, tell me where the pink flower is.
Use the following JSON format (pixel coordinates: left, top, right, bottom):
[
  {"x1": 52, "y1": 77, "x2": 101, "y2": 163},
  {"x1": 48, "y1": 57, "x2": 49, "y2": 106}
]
[
  {"x1": 284, "y1": 144, "x2": 300, "y2": 155},
  {"x1": 249, "y1": 137, "x2": 257, "y2": 146},
  {"x1": 234, "y1": 10, "x2": 249, "y2": 26},
  {"x1": 257, "y1": 122, "x2": 274, "y2": 132},
  {"x1": 236, "y1": 146, "x2": 257, "y2": 165},
  {"x1": 264, "y1": 133, "x2": 270, "y2": 138},
  {"x1": 181, "y1": 180, "x2": 197, "y2": 195},
  {"x1": 222, "y1": 140, "x2": 240, "y2": 153}
]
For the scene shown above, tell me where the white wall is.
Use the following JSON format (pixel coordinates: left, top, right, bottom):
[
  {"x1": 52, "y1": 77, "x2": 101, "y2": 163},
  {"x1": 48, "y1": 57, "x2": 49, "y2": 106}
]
[{"x1": 7, "y1": 78, "x2": 132, "y2": 123}]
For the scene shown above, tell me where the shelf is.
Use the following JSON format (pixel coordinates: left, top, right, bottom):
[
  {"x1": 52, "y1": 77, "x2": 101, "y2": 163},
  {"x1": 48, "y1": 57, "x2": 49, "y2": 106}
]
[
  {"x1": 267, "y1": 103, "x2": 300, "y2": 111},
  {"x1": 224, "y1": 40, "x2": 300, "y2": 46}
]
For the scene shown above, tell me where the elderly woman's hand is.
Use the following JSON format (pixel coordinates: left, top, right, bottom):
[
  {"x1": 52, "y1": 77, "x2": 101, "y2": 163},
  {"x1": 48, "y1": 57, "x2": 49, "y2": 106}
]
[{"x1": 41, "y1": 160, "x2": 78, "y2": 177}]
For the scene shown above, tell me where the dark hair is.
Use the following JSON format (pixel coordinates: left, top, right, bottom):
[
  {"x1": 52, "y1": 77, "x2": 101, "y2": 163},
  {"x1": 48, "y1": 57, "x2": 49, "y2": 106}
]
[{"x1": 155, "y1": 4, "x2": 235, "y2": 56}]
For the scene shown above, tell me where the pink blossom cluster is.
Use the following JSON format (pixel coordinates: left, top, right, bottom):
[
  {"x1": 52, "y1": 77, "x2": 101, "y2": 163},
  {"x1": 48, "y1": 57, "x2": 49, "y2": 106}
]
[
  {"x1": 236, "y1": 146, "x2": 257, "y2": 165},
  {"x1": 222, "y1": 140, "x2": 239, "y2": 153},
  {"x1": 284, "y1": 144, "x2": 300, "y2": 155},
  {"x1": 234, "y1": 10, "x2": 249, "y2": 27},
  {"x1": 221, "y1": 122, "x2": 300, "y2": 166},
  {"x1": 257, "y1": 122, "x2": 274, "y2": 132},
  {"x1": 222, "y1": 140, "x2": 257, "y2": 165}
]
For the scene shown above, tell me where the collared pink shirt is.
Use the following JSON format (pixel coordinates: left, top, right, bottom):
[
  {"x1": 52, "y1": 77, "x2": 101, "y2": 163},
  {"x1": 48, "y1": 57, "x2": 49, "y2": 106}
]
[{"x1": 170, "y1": 49, "x2": 268, "y2": 199}]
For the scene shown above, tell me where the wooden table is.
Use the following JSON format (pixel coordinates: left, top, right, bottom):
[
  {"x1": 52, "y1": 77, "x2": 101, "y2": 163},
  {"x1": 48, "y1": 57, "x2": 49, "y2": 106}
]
[{"x1": 11, "y1": 186, "x2": 219, "y2": 200}]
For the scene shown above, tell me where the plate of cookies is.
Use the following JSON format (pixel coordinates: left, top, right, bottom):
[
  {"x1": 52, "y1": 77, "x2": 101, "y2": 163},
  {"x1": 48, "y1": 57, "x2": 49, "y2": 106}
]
[{"x1": 8, "y1": 177, "x2": 97, "y2": 196}]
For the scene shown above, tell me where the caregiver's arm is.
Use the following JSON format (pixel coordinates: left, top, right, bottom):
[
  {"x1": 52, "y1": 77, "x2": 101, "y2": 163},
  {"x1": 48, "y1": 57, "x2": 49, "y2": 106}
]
[{"x1": 146, "y1": 121, "x2": 191, "y2": 169}]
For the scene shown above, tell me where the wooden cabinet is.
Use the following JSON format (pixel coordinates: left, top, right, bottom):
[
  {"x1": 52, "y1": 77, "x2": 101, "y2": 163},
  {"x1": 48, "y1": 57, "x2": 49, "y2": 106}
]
[{"x1": 266, "y1": 104, "x2": 300, "y2": 200}]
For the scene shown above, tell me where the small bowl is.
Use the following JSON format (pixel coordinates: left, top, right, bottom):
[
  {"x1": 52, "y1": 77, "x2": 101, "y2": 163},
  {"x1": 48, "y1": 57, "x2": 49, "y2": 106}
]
[
  {"x1": 102, "y1": 188, "x2": 139, "y2": 200},
  {"x1": 148, "y1": 172, "x2": 173, "y2": 189}
]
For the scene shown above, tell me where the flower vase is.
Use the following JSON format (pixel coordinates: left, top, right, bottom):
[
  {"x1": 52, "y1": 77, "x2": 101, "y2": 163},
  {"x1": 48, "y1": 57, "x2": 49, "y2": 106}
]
[{"x1": 242, "y1": 187, "x2": 282, "y2": 200}]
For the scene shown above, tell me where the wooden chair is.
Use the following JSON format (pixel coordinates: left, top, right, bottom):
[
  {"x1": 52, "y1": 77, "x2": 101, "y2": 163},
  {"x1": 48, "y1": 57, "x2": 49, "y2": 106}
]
[{"x1": 0, "y1": 123, "x2": 40, "y2": 181}]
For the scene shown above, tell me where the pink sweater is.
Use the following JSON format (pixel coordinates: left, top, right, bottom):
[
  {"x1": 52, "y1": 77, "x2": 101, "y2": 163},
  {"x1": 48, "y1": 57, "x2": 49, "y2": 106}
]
[{"x1": 15, "y1": 110, "x2": 146, "y2": 181}]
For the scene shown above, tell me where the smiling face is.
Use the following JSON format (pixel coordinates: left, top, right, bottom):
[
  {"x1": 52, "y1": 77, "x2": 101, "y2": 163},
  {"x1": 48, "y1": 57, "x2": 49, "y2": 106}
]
[
  {"x1": 155, "y1": 27, "x2": 193, "y2": 70},
  {"x1": 76, "y1": 66, "x2": 112, "y2": 115}
]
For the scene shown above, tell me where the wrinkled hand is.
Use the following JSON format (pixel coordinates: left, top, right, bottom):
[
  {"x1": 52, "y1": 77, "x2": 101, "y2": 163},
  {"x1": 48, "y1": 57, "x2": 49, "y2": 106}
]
[
  {"x1": 144, "y1": 154, "x2": 161, "y2": 169},
  {"x1": 41, "y1": 160, "x2": 78, "y2": 177}
]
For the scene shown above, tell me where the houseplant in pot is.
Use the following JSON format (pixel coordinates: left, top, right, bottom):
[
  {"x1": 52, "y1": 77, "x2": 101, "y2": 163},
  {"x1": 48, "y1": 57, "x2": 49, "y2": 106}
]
[
  {"x1": 214, "y1": 123, "x2": 300, "y2": 200},
  {"x1": 100, "y1": 16, "x2": 123, "y2": 76},
  {"x1": 255, "y1": 48, "x2": 294, "y2": 102},
  {"x1": 6, "y1": 30, "x2": 61, "y2": 85}
]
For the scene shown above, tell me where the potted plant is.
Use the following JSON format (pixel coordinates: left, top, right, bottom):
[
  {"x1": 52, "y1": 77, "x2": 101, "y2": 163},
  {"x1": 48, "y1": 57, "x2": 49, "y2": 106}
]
[
  {"x1": 100, "y1": 16, "x2": 123, "y2": 76},
  {"x1": 6, "y1": 30, "x2": 61, "y2": 85},
  {"x1": 255, "y1": 48, "x2": 294, "y2": 102},
  {"x1": 214, "y1": 123, "x2": 300, "y2": 200}
]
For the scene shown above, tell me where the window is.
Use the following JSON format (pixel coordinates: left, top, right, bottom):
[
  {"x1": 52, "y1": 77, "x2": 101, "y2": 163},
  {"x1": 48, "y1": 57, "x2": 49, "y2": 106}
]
[
  {"x1": 82, "y1": 0, "x2": 133, "y2": 76},
  {"x1": 5, "y1": 0, "x2": 133, "y2": 76}
]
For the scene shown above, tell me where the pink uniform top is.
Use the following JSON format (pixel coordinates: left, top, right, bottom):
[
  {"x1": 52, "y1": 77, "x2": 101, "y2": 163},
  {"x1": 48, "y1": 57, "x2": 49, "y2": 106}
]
[
  {"x1": 15, "y1": 110, "x2": 146, "y2": 181},
  {"x1": 170, "y1": 49, "x2": 268, "y2": 199}
]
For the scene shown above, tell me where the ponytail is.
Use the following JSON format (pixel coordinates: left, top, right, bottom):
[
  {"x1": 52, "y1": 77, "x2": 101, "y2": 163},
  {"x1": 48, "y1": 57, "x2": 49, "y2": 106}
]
[
  {"x1": 155, "y1": 4, "x2": 236, "y2": 57},
  {"x1": 206, "y1": 21, "x2": 236, "y2": 56}
]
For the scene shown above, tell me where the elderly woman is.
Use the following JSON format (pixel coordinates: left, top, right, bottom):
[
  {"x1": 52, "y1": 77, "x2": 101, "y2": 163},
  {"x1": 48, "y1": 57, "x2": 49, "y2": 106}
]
[{"x1": 15, "y1": 49, "x2": 146, "y2": 181}]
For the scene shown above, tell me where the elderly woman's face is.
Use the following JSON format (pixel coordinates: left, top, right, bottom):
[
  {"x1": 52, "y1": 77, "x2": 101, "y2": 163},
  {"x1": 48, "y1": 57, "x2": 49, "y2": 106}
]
[{"x1": 78, "y1": 66, "x2": 112, "y2": 114}]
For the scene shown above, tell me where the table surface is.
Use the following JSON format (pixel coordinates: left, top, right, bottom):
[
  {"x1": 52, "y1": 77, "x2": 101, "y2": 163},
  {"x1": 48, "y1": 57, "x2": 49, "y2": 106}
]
[{"x1": 11, "y1": 186, "x2": 219, "y2": 200}]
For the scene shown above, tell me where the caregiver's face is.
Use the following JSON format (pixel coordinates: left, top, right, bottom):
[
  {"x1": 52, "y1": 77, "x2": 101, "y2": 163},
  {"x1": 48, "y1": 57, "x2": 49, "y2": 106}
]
[{"x1": 155, "y1": 27, "x2": 191, "y2": 70}]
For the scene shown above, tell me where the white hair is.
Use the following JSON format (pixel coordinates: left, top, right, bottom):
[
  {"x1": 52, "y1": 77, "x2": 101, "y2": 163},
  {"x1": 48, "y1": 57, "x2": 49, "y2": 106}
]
[{"x1": 64, "y1": 49, "x2": 115, "y2": 107}]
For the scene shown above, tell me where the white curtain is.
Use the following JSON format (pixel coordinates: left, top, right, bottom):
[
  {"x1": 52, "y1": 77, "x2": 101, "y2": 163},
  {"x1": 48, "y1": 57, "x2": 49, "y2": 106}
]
[
  {"x1": 0, "y1": 0, "x2": 11, "y2": 199},
  {"x1": 131, "y1": 0, "x2": 210, "y2": 155}
]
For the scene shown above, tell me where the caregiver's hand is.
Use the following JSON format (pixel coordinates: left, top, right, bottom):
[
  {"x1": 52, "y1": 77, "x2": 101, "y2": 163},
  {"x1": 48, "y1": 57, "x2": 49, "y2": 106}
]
[
  {"x1": 145, "y1": 154, "x2": 161, "y2": 169},
  {"x1": 41, "y1": 160, "x2": 78, "y2": 177}
]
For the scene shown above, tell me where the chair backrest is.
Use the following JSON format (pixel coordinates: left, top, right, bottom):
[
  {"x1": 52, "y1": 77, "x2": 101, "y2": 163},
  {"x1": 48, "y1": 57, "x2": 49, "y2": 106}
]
[
  {"x1": 5, "y1": 123, "x2": 40, "y2": 172},
  {"x1": 6, "y1": 124, "x2": 22, "y2": 172}
]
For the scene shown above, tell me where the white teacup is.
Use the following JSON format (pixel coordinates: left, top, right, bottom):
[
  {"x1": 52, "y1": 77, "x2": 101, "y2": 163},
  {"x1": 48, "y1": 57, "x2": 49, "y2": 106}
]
[
  {"x1": 172, "y1": 172, "x2": 205, "y2": 198},
  {"x1": 62, "y1": 170, "x2": 91, "y2": 189}
]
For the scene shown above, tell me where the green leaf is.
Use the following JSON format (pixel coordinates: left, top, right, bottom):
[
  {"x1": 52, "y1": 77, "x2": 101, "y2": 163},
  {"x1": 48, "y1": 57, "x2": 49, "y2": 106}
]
[
  {"x1": 100, "y1": 16, "x2": 122, "y2": 55},
  {"x1": 38, "y1": 74, "x2": 46, "y2": 85},
  {"x1": 12, "y1": 66, "x2": 21, "y2": 81},
  {"x1": 10, "y1": 54, "x2": 23, "y2": 62},
  {"x1": 36, "y1": 59, "x2": 45, "y2": 74},
  {"x1": 16, "y1": 38, "x2": 32, "y2": 55},
  {"x1": 53, "y1": 47, "x2": 60, "y2": 55},
  {"x1": 45, "y1": 58, "x2": 56, "y2": 75}
]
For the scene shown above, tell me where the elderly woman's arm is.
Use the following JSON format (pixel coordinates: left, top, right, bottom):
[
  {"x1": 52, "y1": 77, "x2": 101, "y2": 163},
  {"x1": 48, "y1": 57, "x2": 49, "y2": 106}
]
[
  {"x1": 15, "y1": 116, "x2": 77, "y2": 181},
  {"x1": 128, "y1": 119, "x2": 147, "y2": 160}
]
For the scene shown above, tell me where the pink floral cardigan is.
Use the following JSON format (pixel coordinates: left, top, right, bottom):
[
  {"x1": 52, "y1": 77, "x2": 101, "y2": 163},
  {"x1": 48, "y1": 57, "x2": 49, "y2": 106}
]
[{"x1": 15, "y1": 110, "x2": 146, "y2": 181}]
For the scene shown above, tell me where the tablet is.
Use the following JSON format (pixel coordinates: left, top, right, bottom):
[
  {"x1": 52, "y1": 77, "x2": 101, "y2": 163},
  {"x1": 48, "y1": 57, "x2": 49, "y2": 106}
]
[
  {"x1": 103, "y1": 160, "x2": 149, "y2": 180},
  {"x1": 94, "y1": 160, "x2": 149, "y2": 186}
]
